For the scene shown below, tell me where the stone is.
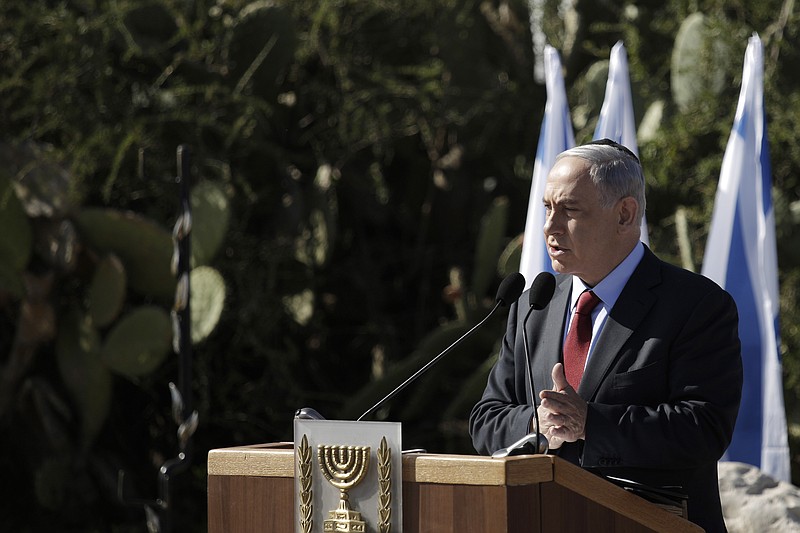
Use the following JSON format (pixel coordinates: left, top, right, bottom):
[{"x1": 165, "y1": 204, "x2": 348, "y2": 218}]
[{"x1": 719, "y1": 461, "x2": 800, "y2": 532}]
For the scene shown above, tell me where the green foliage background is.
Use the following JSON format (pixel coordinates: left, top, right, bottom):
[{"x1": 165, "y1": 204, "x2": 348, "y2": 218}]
[{"x1": 1, "y1": 0, "x2": 799, "y2": 530}]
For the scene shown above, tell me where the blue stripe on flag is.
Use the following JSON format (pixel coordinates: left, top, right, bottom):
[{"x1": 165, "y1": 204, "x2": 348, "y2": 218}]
[
  {"x1": 760, "y1": 115, "x2": 773, "y2": 216},
  {"x1": 722, "y1": 209, "x2": 762, "y2": 466}
]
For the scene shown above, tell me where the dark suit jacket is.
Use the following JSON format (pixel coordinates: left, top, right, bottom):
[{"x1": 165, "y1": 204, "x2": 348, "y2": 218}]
[{"x1": 469, "y1": 247, "x2": 743, "y2": 533}]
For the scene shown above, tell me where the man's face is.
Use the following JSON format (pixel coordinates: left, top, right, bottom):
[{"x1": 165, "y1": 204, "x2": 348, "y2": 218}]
[{"x1": 542, "y1": 156, "x2": 625, "y2": 286}]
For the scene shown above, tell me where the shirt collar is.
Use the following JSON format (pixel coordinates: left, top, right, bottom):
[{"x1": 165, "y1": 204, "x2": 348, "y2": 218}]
[{"x1": 570, "y1": 242, "x2": 645, "y2": 310}]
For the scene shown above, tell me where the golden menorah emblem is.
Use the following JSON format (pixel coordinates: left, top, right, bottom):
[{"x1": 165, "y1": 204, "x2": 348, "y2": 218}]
[{"x1": 318, "y1": 444, "x2": 371, "y2": 532}]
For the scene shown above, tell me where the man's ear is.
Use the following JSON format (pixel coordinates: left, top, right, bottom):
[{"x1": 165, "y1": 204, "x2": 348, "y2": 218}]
[{"x1": 617, "y1": 197, "x2": 638, "y2": 229}]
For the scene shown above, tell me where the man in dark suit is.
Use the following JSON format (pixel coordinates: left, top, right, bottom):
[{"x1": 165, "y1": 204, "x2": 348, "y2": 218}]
[{"x1": 469, "y1": 140, "x2": 743, "y2": 532}]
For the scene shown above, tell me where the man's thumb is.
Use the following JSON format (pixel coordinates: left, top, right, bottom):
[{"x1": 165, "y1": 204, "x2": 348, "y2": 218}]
[{"x1": 552, "y1": 362, "x2": 570, "y2": 392}]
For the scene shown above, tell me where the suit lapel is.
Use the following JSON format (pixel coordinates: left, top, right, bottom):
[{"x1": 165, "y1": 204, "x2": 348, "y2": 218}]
[
  {"x1": 577, "y1": 248, "x2": 662, "y2": 400},
  {"x1": 530, "y1": 275, "x2": 571, "y2": 402}
]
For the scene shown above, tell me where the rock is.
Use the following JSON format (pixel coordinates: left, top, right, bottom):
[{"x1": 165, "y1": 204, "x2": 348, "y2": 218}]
[{"x1": 719, "y1": 461, "x2": 800, "y2": 532}]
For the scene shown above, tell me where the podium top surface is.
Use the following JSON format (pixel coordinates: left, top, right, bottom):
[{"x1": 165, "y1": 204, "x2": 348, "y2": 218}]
[{"x1": 207, "y1": 442, "x2": 553, "y2": 487}]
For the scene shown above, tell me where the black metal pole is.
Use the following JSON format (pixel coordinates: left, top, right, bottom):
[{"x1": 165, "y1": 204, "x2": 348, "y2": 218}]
[
  {"x1": 176, "y1": 144, "x2": 192, "y2": 422},
  {"x1": 118, "y1": 145, "x2": 198, "y2": 533},
  {"x1": 157, "y1": 144, "x2": 196, "y2": 533}
]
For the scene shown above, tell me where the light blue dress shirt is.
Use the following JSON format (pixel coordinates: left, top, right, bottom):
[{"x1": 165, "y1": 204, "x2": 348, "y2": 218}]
[{"x1": 566, "y1": 242, "x2": 646, "y2": 366}]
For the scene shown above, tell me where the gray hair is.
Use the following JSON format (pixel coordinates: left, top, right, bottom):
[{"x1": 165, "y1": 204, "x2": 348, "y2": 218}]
[{"x1": 554, "y1": 141, "x2": 646, "y2": 224}]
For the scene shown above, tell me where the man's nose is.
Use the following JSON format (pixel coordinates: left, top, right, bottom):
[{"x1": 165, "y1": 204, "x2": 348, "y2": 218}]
[{"x1": 543, "y1": 211, "x2": 561, "y2": 235}]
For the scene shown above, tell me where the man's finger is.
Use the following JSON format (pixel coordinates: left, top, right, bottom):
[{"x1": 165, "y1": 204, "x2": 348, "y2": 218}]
[{"x1": 551, "y1": 362, "x2": 570, "y2": 392}]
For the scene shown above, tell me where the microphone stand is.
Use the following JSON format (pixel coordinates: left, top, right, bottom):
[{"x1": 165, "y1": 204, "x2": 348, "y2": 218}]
[
  {"x1": 522, "y1": 308, "x2": 546, "y2": 454},
  {"x1": 357, "y1": 299, "x2": 505, "y2": 421},
  {"x1": 354, "y1": 271, "x2": 524, "y2": 421},
  {"x1": 492, "y1": 272, "x2": 555, "y2": 457}
]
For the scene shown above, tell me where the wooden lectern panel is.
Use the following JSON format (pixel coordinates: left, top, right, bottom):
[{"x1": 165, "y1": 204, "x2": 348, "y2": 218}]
[
  {"x1": 207, "y1": 443, "x2": 702, "y2": 533},
  {"x1": 542, "y1": 457, "x2": 694, "y2": 533},
  {"x1": 208, "y1": 475, "x2": 293, "y2": 532},
  {"x1": 207, "y1": 443, "x2": 295, "y2": 532},
  {"x1": 403, "y1": 482, "x2": 539, "y2": 533}
]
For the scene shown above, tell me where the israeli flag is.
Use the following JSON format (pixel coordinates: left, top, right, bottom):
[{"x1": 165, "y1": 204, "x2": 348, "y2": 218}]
[
  {"x1": 701, "y1": 34, "x2": 790, "y2": 482},
  {"x1": 519, "y1": 45, "x2": 574, "y2": 288},
  {"x1": 593, "y1": 41, "x2": 649, "y2": 245}
]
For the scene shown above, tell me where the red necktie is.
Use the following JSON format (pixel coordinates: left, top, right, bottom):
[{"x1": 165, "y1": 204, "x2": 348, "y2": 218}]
[{"x1": 564, "y1": 290, "x2": 602, "y2": 389}]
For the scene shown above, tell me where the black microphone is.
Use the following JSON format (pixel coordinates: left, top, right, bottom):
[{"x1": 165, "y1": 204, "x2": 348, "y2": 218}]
[
  {"x1": 528, "y1": 272, "x2": 556, "y2": 311},
  {"x1": 493, "y1": 272, "x2": 556, "y2": 457},
  {"x1": 356, "y1": 272, "x2": 526, "y2": 421}
]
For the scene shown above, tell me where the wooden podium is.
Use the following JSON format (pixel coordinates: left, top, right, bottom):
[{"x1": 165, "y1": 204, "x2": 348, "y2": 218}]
[{"x1": 207, "y1": 442, "x2": 702, "y2": 533}]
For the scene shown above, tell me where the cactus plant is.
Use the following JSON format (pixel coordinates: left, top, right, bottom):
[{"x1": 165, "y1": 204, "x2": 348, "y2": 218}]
[
  {"x1": 102, "y1": 305, "x2": 173, "y2": 378},
  {"x1": 189, "y1": 265, "x2": 226, "y2": 344},
  {"x1": 190, "y1": 180, "x2": 230, "y2": 268},
  {"x1": 671, "y1": 13, "x2": 729, "y2": 112},
  {"x1": 74, "y1": 208, "x2": 176, "y2": 303},
  {"x1": 0, "y1": 174, "x2": 33, "y2": 297},
  {"x1": 55, "y1": 310, "x2": 112, "y2": 448},
  {"x1": 225, "y1": 0, "x2": 297, "y2": 99},
  {"x1": 0, "y1": 142, "x2": 231, "y2": 456},
  {"x1": 87, "y1": 254, "x2": 127, "y2": 328},
  {"x1": 119, "y1": 1, "x2": 180, "y2": 58},
  {"x1": 497, "y1": 234, "x2": 523, "y2": 279},
  {"x1": 584, "y1": 60, "x2": 611, "y2": 116},
  {"x1": 470, "y1": 196, "x2": 509, "y2": 306}
]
